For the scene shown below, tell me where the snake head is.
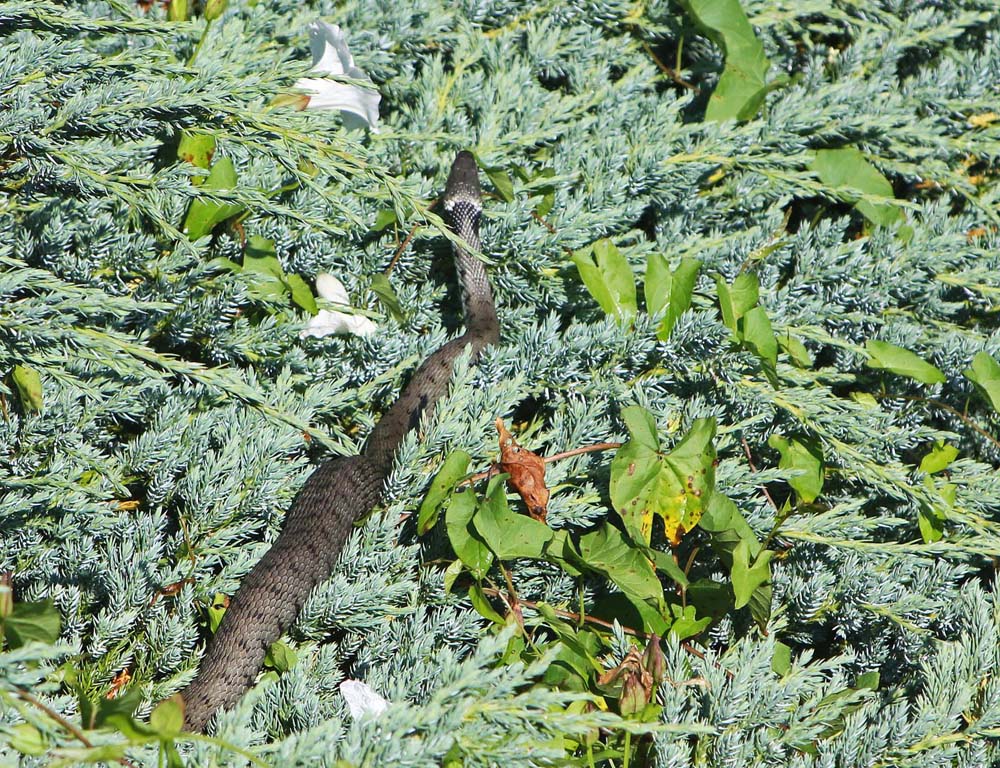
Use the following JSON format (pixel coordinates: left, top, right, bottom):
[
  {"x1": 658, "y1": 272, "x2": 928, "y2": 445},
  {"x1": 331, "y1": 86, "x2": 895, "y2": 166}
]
[{"x1": 443, "y1": 151, "x2": 482, "y2": 219}]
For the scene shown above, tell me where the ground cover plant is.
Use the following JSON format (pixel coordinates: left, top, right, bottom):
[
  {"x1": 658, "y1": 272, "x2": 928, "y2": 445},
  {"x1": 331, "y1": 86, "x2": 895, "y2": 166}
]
[{"x1": 1, "y1": 0, "x2": 1000, "y2": 765}]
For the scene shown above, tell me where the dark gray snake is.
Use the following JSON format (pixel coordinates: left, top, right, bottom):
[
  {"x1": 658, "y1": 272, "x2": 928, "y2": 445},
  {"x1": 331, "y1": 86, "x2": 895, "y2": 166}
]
[{"x1": 178, "y1": 152, "x2": 499, "y2": 731}]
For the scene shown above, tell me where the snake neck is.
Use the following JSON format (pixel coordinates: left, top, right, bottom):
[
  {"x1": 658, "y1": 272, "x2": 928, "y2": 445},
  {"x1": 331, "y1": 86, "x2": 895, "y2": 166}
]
[
  {"x1": 444, "y1": 153, "x2": 499, "y2": 342},
  {"x1": 453, "y1": 234, "x2": 499, "y2": 342},
  {"x1": 362, "y1": 152, "x2": 498, "y2": 474}
]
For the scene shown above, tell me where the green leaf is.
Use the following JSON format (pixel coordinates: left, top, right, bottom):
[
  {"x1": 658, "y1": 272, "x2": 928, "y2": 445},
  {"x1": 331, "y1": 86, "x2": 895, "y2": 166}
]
[
  {"x1": 535, "y1": 188, "x2": 555, "y2": 217},
  {"x1": 285, "y1": 273, "x2": 318, "y2": 315},
  {"x1": 243, "y1": 236, "x2": 284, "y2": 279},
  {"x1": 577, "y1": 523, "x2": 663, "y2": 605},
  {"x1": 571, "y1": 239, "x2": 637, "y2": 319},
  {"x1": 445, "y1": 490, "x2": 494, "y2": 579},
  {"x1": 590, "y1": 592, "x2": 669, "y2": 636},
  {"x1": 468, "y1": 582, "x2": 505, "y2": 624},
  {"x1": 208, "y1": 256, "x2": 243, "y2": 274},
  {"x1": 373, "y1": 209, "x2": 398, "y2": 232},
  {"x1": 701, "y1": 494, "x2": 763, "y2": 581},
  {"x1": 810, "y1": 148, "x2": 903, "y2": 227},
  {"x1": 176, "y1": 131, "x2": 215, "y2": 171},
  {"x1": 865, "y1": 340, "x2": 946, "y2": 385},
  {"x1": 11, "y1": 364, "x2": 43, "y2": 413},
  {"x1": 6, "y1": 723, "x2": 49, "y2": 765},
  {"x1": 9, "y1": 724, "x2": 47, "y2": 756},
  {"x1": 768, "y1": 434, "x2": 824, "y2": 503},
  {"x1": 94, "y1": 687, "x2": 144, "y2": 729},
  {"x1": 645, "y1": 256, "x2": 701, "y2": 341},
  {"x1": 3, "y1": 599, "x2": 60, "y2": 649},
  {"x1": 687, "y1": 578, "x2": 733, "y2": 621},
  {"x1": 419, "y1": 451, "x2": 472, "y2": 535},
  {"x1": 167, "y1": 0, "x2": 187, "y2": 21},
  {"x1": 534, "y1": 604, "x2": 604, "y2": 673},
  {"x1": 650, "y1": 548, "x2": 689, "y2": 589},
  {"x1": 103, "y1": 712, "x2": 156, "y2": 744},
  {"x1": 919, "y1": 442, "x2": 958, "y2": 475},
  {"x1": 370, "y1": 273, "x2": 405, "y2": 323},
  {"x1": 749, "y1": 582, "x2": 773, "y2": 628},
  {"x1": 149, "y1": 698, "x2": 184, "y2": 739},
  {"x1": 857, "y1": 671, "x2": 880, "y2": 690},
  {"x1": 473, "y1": 478, "x2": 553, "y2": 560},
  {"x1": 698, "y1": 493, "x2": 757, "y2": 547},
  {"x1": 239, "y1": 236, "x2": 286, "y2": 299},
  {"x1": 678, "y1": 0, "x2": 770, "y2": 121},
  {"x1": 731, "y1": 540, "x2": 772, "y2": 610},
  {"x1": 667, "y1": 603, "x2": 711, "y2": 640},
  {"x1": 644, "y1": 254, "x2": 672, "y2": 317},
  {"x1": 443, "y1": 558, "x2": 463, "y2": 594},
  {"x1": 661, "y1": 418, "x2": 717, "y2": 539},
  {"x1": 772, "y1": 642, "x2": 792, "y2": 676},
  {"x1": 918, "y1": 502, "x2": 945, "y2": 543},
  {"x1": 610, "y1": 418, "x2": 717, "y2": 546},
  {"x1": 741, "y1": 305, "x2": 777, "y2": 377},
  {"x1": 964, "y1": 351, "x2": 1000, "y2": 412},
  {"x1": 546, "y1": 529, "x2": 584, "y2": 578},
  {"x1": 183, "y1": 156, "x2": 245, "y2": 241},
  {"x1": 207, "y1": 592, "x2": 227, "y2": 634},
  {"x1": 485, "y1": 167, "x2": 515, "y2": 203},
  {"x1": 716, "y1": 273, "x2": 759, "y2": 333},
  {"x1": 778, "y1": 332, "x2": 813, "y2": 368},
  {"x1": 609, "y1": 439, "x2": 664, "y2": 545},
  {"x1": 264, "y1": 640, "x2": 298, "y2": 673},
  {"x1": 659, "y1": 258, "x2": 701, "y2": 341},
  {"x1": 621, "y1": 405, "x2": 659, "y2": 451},
  {"x1": 918, "y1": 478, "x2": 954, "y2": 544}
]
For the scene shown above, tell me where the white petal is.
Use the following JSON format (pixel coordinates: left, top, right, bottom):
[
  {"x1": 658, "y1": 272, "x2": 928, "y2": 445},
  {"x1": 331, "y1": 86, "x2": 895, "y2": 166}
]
[
  {"x1": 314, "y1": 272, "x2": 349, "y2": 303},
  {"x1": 308, "y1": 21, "x2": 353, "y2": 76},
  {"x1": 340, "y1": 313, "x2": 377, "y2": 336},
  {"x1": 300, "y1": 274, "x2": 379, "y2": 339},
  {"x1": 300, "y1": 309, "x2": 377, "y2": 339},
  {"x1": 299, "y1": 309, "x2": 349, "y2": 338},
  {"x1": 340, "y1": 680, "x2": 389, "y2": 719},
  {"x1": 295, "y1": 78, "x2": 381, "y2": 130},
  {"x1": 298, "y1": 21, "x2": 381, "y2": 131}
]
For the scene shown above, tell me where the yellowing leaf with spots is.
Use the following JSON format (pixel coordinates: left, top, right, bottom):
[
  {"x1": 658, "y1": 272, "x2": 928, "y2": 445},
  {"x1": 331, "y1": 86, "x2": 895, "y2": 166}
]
[{"x1": 610, "y1": 409, "x2": 716, "y2": 546}]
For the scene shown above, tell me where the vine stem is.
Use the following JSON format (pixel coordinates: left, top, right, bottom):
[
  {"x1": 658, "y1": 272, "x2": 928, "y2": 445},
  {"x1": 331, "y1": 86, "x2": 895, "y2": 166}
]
[
  {"x1": 186, "y1": 19, "x2": 213, "y2": 67},
  {"x1": 874, "y1": 393, "x2": 1000, "y2": 452},
  {"x1": 741, "y1": 436, "x2": 779, "y2": 511},
  {"x1": 741, "y1": 435, "x2": 795, "y2": 554}
]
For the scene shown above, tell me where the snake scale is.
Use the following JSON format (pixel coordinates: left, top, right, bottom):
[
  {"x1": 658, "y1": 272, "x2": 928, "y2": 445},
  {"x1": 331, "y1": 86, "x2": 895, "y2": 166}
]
[{"x1": 179, "y1": 152, "x2": 499, "y2": 731}]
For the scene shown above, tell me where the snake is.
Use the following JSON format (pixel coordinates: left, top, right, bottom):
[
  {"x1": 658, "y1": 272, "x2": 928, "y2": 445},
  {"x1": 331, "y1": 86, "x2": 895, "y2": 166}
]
[{"x1": 178, "y1": 151, "x2": 499, "y2": 732}]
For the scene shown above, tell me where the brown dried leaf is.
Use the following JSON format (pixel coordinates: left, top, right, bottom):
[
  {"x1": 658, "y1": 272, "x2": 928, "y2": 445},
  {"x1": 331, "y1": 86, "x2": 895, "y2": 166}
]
[
  {"x1": 597, "y1": 647, "x2": 654, "y2": 716},
  {"x1": 496, "y1": 418, "x2": 549, "y2": 522},
  {"x1": 149, "y1": 578, "x2": 194, "y2": 605},
  {"x1": 107, "y1": 668, "x2": 132, "y2": 699}
]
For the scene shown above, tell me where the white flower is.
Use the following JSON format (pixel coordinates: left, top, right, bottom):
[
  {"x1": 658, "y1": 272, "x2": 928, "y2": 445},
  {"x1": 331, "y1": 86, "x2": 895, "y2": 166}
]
[
  {"x1": 295, "y1": 21, "x2": 381, "y2": 131},
  {"x1": 339, "y1": 679, "x2": 390, "y2": 720},
  {"x1": 300, "y1": 273, "x2": 377, "y2": 338}
]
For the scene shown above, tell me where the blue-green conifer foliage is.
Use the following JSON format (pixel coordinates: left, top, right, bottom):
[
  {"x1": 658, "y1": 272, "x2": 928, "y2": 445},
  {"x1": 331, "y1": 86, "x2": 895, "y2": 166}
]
[{"x1": 1, "y1": 0, "x2": 1000, "y2": 765}]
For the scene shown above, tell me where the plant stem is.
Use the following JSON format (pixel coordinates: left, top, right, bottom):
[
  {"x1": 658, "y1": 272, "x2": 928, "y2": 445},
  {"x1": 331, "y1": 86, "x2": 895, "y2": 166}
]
[{"x1": 187, "y1": 19, "x2": 213, "y2": 67}]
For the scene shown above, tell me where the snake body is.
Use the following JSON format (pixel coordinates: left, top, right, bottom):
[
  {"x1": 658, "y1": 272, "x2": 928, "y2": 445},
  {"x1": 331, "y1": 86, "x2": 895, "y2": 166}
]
[{"x1": 179, "y1": 152, "x2": 499, "y2": 731}]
